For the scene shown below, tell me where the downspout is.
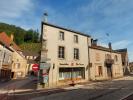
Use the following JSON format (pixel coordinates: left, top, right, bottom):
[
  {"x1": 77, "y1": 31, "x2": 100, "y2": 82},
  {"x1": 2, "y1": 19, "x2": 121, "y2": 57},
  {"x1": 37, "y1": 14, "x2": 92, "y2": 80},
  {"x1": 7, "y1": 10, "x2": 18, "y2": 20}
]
[{"x1": 87, "y1": 37, "x2": 91, "y2": 81}]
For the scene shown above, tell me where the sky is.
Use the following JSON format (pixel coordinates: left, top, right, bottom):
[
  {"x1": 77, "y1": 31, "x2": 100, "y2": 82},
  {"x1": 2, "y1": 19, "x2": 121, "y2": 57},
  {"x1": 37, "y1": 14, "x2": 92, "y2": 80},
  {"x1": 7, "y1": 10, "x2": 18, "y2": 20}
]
[{"x1": 0, "y1": 0, "x2": 133, "y2": 61}]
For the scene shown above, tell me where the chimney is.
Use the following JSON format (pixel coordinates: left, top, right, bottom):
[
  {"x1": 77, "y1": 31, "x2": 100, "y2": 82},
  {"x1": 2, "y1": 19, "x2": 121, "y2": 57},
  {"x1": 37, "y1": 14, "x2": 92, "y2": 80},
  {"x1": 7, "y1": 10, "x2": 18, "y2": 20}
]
[
  {"x1": 10, "y1": 34, "x2": 14, "y2": 41},
  {"x1": 93, "y1": 39, "x2": 98, "y2": 46},
  {"x1": 43, "y1": 12, "x2": 48, "y2": 22},
  {"x1": 108, "y1": 42, "x2": 112, "y2": 50}
]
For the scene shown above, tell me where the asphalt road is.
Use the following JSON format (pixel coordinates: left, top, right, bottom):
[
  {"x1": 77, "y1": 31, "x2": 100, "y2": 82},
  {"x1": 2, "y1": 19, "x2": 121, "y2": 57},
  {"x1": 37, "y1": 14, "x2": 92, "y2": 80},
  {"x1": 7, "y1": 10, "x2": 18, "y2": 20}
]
[{"x1": 8, "y1": 76, "x2": 133, "y2": 100}]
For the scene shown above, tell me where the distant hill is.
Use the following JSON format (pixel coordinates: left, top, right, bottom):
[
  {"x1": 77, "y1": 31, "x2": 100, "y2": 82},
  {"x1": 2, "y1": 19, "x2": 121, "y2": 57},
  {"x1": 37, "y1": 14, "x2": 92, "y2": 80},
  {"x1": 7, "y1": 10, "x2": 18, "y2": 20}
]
[
  {"x1": 0, "y1": 22, "x2": 40, "y2": 45},
  {"x1": 20, "y1": 43, "x2": 41, "y2": 53},
  {"x1": 0, "y1": 22, "x2": 41, "y2": 52}
]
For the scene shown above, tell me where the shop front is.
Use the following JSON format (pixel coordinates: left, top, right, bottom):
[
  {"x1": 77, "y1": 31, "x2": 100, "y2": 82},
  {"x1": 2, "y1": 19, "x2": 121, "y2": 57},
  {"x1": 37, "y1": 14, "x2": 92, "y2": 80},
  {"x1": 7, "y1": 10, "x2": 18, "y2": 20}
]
[{"x1": 59, "y1": 67, "x2": 85, "y2": 82}]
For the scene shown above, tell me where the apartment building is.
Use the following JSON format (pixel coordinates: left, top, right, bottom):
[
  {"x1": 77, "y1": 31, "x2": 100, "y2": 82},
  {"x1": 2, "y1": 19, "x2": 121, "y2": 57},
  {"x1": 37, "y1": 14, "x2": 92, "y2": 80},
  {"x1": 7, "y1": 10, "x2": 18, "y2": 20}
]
[
  {"x1": 89, "y1": 41, "x2": 123, "y2": 80},
  {"x1": 41, "y1": 22, "x2": 91, "y2": 87}
]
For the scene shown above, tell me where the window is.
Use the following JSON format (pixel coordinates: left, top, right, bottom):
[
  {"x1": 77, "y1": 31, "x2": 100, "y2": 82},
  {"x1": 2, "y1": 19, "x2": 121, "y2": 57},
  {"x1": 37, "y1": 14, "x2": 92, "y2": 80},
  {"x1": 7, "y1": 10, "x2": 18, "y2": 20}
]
[
  {"x1": 15, "y1": 63, "x2": 20, "y2": 69},
  {"x1": 59, "y1": 68, "x2": 85, "y2": 80},
  {"x1": 98, "y1": 66, "x2": 102, "y2": 76},
  {"x1": 59, "y1": 31, "x2": 64, "y2": 40},
  {"x1": 58, "y1": 46, "x2": 65, "y2": 59},
  {"x1": 0, "y1": 51, "x2": 2, "y2": 60},
  {"x1": 8, "y1": 55, "x2": 11, "y2": 63},
  {"x1": 74, "y1": 48, "x2": 79, "y2": 59},
  {"x1": 114, "y1": 55, "x2": 118, "y2": 62},
  {"x1": 96, "y1": 53, "x2": 100, "y2": 61},
  {"x1": 74, "y1": 35, "x2": 78, "y2": 43}
]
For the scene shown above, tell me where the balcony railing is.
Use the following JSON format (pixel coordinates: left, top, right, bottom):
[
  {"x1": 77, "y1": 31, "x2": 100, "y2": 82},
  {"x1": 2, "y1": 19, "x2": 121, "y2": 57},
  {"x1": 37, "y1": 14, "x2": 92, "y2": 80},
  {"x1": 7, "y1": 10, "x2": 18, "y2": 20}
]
[{"x1": 104, "y1": 59, "x2": 114, "y2": 65}]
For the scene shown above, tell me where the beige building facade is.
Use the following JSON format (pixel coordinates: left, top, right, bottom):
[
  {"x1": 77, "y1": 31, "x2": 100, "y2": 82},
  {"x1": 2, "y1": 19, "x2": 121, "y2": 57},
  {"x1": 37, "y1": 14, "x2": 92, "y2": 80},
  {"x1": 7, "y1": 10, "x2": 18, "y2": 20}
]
[
  {"x1": 41, "y1": 22, "x2": 91, "y2": 87},
  {"x1": 11, "y1": 50, "x2": 27, "y2": 79},
  {"x1": 89, "y1": 45, "x2": 123, "y2": 81},
  {"x1": 0, "y1": 43, "x2": 13, "y2": 81},
  {"x1": 40, "y1": 22, "x2": 124, "y2": 87}
]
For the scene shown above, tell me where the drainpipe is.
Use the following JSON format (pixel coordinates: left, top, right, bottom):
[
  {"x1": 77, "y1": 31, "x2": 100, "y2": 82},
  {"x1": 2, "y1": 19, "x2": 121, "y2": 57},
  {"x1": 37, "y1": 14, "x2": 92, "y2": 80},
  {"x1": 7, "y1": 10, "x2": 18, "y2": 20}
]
[{"x1": 87, "y1": 37, "x2": 91, "y2": 81}]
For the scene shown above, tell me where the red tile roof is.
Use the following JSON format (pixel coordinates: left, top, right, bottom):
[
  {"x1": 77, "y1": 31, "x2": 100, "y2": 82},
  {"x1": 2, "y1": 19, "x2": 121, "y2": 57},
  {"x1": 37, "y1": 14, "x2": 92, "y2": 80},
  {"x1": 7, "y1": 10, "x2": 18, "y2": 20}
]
[{"x1": 0, "y1": 32, "x2": 21, "y2": 51}]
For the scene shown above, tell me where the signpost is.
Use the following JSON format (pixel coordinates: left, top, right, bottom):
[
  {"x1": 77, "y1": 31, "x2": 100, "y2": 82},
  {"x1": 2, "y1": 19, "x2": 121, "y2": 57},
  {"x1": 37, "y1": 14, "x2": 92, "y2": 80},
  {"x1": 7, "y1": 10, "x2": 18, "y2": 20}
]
[
  {"x1": 39, "y1": 63, "x2": 51, "y2": 84},
  {"x1": 43, "y1": 74, "x2": 49, "y2": 83},
  {"x1": 40, "y1": 63, "x2": 51, "y2": 69},
  {"x1": 32, "y1": 64, "x2": 39, "y2": 71}
]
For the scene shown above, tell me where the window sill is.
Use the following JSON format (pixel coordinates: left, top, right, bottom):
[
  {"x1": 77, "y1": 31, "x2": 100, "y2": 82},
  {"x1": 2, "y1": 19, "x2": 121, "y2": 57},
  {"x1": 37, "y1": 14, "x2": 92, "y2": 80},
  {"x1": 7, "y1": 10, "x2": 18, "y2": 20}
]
[
  {"x1": 58, "y1": 58, "x2": 65, "y2": 60},
  {"x1": 74, "y1": 59, "x2": 80, "y2": 61}
]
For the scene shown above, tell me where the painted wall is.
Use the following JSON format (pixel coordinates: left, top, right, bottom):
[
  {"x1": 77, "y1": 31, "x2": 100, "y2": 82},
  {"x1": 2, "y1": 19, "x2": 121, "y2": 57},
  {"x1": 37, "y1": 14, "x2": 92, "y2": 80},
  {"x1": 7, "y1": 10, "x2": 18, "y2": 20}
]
[
  {"x1": 11, "y1": 51, "x2": 27, "y2": 79},
  {"x1": 42, "y1": 24, "x2": 91, "y2": 87},
  {"x1": 0, "y1": 44, "x2": 13, "y2": 70},
  {"x1": 89, "y1": 48, "x2": 123, "y2": 80}
]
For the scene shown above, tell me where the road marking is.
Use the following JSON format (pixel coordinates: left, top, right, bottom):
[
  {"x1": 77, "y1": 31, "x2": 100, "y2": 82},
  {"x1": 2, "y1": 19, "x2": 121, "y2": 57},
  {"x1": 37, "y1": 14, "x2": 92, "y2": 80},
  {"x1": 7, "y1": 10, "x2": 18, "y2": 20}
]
[{"x1": 119, "y1": 91, "x2": 133, "y2": 100}]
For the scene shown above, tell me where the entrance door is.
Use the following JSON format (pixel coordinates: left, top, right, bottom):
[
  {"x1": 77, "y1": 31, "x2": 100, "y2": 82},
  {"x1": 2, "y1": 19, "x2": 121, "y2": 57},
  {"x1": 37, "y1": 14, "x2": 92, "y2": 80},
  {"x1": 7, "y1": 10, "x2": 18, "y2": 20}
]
[
  {"x1": 11, "y1": 72, "x2": 14, "y2": 78},
  {"x1": 107, "y1": 66, "x2": 112, "y2": 78}
]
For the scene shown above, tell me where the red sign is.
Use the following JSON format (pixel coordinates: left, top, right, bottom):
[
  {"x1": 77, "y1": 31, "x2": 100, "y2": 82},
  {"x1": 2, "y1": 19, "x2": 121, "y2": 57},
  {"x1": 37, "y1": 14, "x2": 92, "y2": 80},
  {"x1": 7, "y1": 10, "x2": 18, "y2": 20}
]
[{"x1": 32, "y1": 64, "x2": 39, "y2": 71}]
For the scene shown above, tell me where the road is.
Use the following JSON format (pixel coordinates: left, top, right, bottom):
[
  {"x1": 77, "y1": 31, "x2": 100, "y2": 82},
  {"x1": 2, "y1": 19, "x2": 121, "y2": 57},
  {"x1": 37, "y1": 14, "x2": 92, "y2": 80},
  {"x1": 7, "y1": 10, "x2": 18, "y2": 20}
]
[{"x1": 7, "y1": 75, "x2": 133, "y2": 100}]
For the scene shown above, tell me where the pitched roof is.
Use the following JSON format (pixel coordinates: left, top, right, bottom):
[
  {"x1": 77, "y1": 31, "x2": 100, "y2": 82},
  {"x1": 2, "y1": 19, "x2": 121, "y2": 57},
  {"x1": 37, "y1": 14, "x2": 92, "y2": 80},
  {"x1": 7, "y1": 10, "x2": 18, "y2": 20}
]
[
  {"x1": 115, "y1": 48, "x2": 128, "y2": 60},
  {"x1": 42, "y1": 22, "x2": 91, "y2": 37},
  {"x1": 0, "y1": 32, "x2": 21, "y2": 51},
  {"x1": 89, "y1": 45, "x2": 120, "y2": 53},
  {"x1": 115, "y1": 48, "x2": 127, "y2": 52},
  {"x1": 22, "y1": 51, "x2": 39, "y2": 56}
]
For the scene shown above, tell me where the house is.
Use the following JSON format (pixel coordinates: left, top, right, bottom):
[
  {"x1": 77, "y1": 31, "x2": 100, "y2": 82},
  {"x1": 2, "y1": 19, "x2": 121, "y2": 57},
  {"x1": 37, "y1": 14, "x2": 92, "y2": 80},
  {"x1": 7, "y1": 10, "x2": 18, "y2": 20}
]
[
  {"x1": 22, "y1": 51, "x2": 39, "y2": 75},
  {"x1": 40, "y1": 22, "x2": 91, "y2": 87},
  {"x1": 115, "y1": 48, "x2": 130, "y2": 75},
  {"x1": 89, "y1": 40, "x2": 123, "y2": 80},
  {"x1": 0, "y1": 32, "x2": 27, "y2": 79},
  {"x1": 0, "y1": 37, "x2": 13, "y2": 81}
]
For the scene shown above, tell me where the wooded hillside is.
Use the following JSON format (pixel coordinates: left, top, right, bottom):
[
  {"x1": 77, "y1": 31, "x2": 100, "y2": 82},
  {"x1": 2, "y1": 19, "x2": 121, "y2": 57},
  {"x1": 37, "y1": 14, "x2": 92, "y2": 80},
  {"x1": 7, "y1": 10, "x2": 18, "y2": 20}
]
[
  {"x1": 0, "y1": 22, "x2": 40, "y2": 45},
  {"x1": 0, "y1": 22, "x2": 41, "y2": 52}
]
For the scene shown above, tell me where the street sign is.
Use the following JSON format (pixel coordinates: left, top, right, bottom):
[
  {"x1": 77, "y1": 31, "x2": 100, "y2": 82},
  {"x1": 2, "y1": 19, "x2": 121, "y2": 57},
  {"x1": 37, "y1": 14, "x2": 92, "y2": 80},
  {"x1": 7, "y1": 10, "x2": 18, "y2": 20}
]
[
  {"x1": 40, "y1": 63, "x2": 51, "y2": 69},
  {"x1": 32, "y1": 64, "x2": 39, "y2": 71},
  {"x1": 43, "y1": 75, "x2": 49, "y2": 83}
]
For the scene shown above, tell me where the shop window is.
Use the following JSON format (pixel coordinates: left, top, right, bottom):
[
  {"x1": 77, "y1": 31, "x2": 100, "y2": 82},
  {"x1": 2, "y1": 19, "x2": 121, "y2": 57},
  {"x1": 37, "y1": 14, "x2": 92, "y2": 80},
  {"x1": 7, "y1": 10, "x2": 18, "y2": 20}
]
[{"x1": 59, "y1": 68, "x2": 85, "y2": 80}]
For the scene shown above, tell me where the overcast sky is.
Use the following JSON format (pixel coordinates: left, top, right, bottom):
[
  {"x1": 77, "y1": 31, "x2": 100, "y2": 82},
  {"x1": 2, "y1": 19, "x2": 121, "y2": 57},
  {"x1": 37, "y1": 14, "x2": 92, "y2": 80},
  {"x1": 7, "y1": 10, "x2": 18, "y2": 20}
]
[{"x1": 0, "y1": 0, "x2": 133, "y2": 61}]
